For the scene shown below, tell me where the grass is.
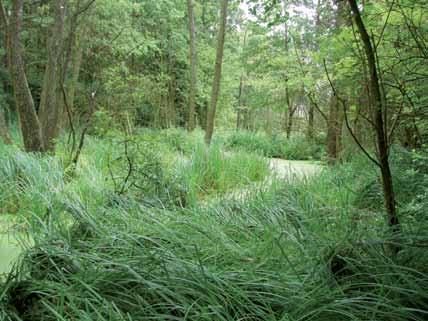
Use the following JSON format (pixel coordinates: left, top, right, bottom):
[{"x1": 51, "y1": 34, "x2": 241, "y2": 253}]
[
  {"x1": 180, "y1": 142, "x2": 270, "y2": 203},
  {"x1": 225, "y1": 130, "x2": 325, "y2": 160},
  {"x1": 0, "y1": 132, "x2": 427, "y2": 320}
]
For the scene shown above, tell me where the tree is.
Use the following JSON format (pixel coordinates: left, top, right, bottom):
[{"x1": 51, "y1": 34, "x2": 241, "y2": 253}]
[
  {"x1": 0, "y1": 106, "x2": 11, "y2": 144},
  {"x1": 325, "y1": 0, "x2": 347, "y2": 164},
  {"x1": 204, "y1": 0, "x2": 229, "y2": 145},
  {"x1": 347, "y1": 0, "x2": 401, "y2": 248},
  {"x1": 5, "y1": 0, "x2": 44, "y2": 152},
  {"x1": 187, "y1": 0, "x2": 197, "y2": 131},
  {"x1": 0, "y1": 0, "x2": 95, "y2": 152},
  {"x1": 39, "y1": 0, "x2": 67, "y2": 151},
  {"x1": 0, "y1": 5, "x2": 11, "y2": 144},
  {"x1": 282, "y1": 0, "x2": 296, "y2": 139}
]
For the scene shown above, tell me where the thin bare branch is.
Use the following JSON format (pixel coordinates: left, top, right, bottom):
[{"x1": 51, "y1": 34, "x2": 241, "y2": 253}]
[{"x1": 323, "y1": 58, "x2": 381, "y2": 168}]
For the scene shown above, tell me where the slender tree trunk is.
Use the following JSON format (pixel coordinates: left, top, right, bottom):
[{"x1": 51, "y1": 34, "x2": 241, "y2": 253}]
[
  {"x1": 8, "y1": 0, "x2": 44, "y2": 152},
  {"x1": 348, "y1": 0, "x2": 401, "y2": 243},
  {"x1": 204, "y1": 0, "x2": 228, "y2": 145},
  {"x1": 168, "y1": 71, "x2": 177, "y2": 127},
  {"x1": 326, "y1": 94, "x2": 339, "y2": 163},
  {"x1": 187, "y1": 0, "x2": 197, "y2": 131},
  {"x1": 61, "y1": 9, "x2": 87, "y2": 131},
  {"x1": 307, "y1": 0, "x2": 321, "y2": 141},
  {"x1": 286, "y1": 99, "x2": 295, "y2": 139},
  {"x1": 237, "y1": 74, "x2": 244, "y2": 130},
  {"x1": 68, "y1": 39, "x2": 83, "y2": 112},
  {"x1": 307, "y1": 104, "x2": 314, "y2": 139},
  {"x1": 198, "y1": 101, "x2": 208, "y2": 130},
  {"x1": 39, "y1": 0, "x2": 66, "y2": 152},
  {"x1": 0, "y1": 106, "x2": 11, "y2": 144},
  {"x1": 245, "y1": 110, "x2": 251, "y2": 131},
  {"x1": 0, "y1": 11, "x2": 11, "y2": 144},
  {"x1": 167, "y1": 35, "x2": 177, "y2": 128},
  {"x1": 282, "y1": 0, "x2": 294, "y2": 139},
  {"x1": 326, "y1": 1, "x2": 347, "y2": 163},
  {"x1": 336, "y1": 104, "x2": 344, "y2": 156},
  {"x1": 236, "y1": 30, "x2": 248, "y2": 131}
]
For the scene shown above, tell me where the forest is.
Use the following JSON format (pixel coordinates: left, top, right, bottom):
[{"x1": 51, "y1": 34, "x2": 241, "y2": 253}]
[{"x1": 0, "y1": 0, "x2": 427, "y2": 320}]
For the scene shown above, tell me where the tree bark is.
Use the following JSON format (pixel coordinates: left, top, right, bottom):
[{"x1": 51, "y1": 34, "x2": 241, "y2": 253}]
[
  {"x1": 8, "y1": 0, "x2": 44, "y2": 152},
  {"x1": 204, "y1": 0, "x2": 228, "y2": 145},
  {"x1": 0, "y1": 106, "x2": 11, "y2": 144},
  {"x1": 282, "y1": 0, "x2": 294, "y2": 139},
  {"x1": 237, "y1": 74, "x2": 244, "y2": 130},
  {"x1": 187, "y1": 0, "x2": 197, "y2": 131},
  {"x1": 326, "y1": 94, "x2": 339, "y2": 163},
  {"x1": 326, "y1": 0, "x2": 347, "y2": 163},
  {"x1": 285, "y1": 95, "x2": 295, "y2": 139},
  {"x1": 39, "y1": 0, "x2": 66, "y2": 152},
  {"x1": 307, "y1": 0, "x2": 321, "y2": 141},
  {"x1": 307, "y1": 104, "x2": 314, "y2": 140},
  {"x1": 236, "y1": 30, "x2": 247, "y2": 131},
  {"x1": 0, "y1": 1, "x2": 12, "y2": 144},
  {"x1": 61, "y1": 5, "x2": 85, "y2": 131},
  {"x1": 348, "y1": 0, "x2": 401, "y2": 242},
  {"x1": 67, "y1": 37, "x2": 83, "y2": 113}
]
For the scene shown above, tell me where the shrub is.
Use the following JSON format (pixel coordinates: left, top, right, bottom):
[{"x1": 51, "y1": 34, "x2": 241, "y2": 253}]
[
  {"x1": 354, "y1": 147, "x2": 428, "y2": 212},
  {"x1": 106, "y1": 137, "x2": 187, "y2": 208}
]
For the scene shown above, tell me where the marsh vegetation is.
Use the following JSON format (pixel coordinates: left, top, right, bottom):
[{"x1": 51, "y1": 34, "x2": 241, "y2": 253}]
[{"x1": 0, "y1": 0, "x2": 427, "y2": 320}]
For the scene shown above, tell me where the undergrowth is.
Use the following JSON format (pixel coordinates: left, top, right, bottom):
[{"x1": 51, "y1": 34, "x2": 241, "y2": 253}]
[
  {"x1": 0, "y1": 136, "x2": 427, "y2": 321},
  {"x1": 225, "y1": 131, "x2": 325, "y2": 160}
]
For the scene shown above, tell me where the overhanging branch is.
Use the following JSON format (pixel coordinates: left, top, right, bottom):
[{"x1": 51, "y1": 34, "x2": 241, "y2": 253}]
[{"x1": 323, "y1": 58, "x2": 381, "y2": 168}]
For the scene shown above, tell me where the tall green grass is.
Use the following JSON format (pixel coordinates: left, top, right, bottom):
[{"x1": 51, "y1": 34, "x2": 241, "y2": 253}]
[
  {"x1": 180, "y1": 143, "x2": 270, "y2": 204},
  {"x1": 0, "y1": 135, "x2": 427, "y2": 321},
  {"x1": 1, "y1": 167, "x2": 427, "y2": 320},
  {"x1": 225, "y1": 131, "x2": 325, "y2": 160}
]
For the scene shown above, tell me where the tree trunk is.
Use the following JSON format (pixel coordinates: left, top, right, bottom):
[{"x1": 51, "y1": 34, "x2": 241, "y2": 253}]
[
  {"x1": 198, "y1": 101, "x2": 207, "y2": 130},
  {"x1": 326, "y1": 0, "x2": 347, "y2": 163},
  {"x1": 282, "y1": 0, "x2": 294, "y2": 139},
  {"x1": 204, "y1": 0, "x2": 228, "y2": 145},
  {"x1": 187, "y1": 0, "x2": 197, "y2": 131},
  {"x1": 326, "y1": 94, "x2": 339, "y2": 163},
  {"x1": 168, "y1": 72, "x2": 177, "y2": 127},
  {"x1": 167, "y1": 35, "x2": 177, "y2": 128},
  {"x1": 0, "y1": 106, "x2": 11, "y2": 144},
  {"x1": 39, "y1": 0, "x2": 66, "y2": 152},
  {"x1": 236, "y1": 74, "x2": 244, "y2": 130},
  {"x1": 236, "y1": 30, "x2": 247, "y2": 131},
  {"x1": 243, "y1": 109, "x2": 251, "y2": 131},
  {"x1": 307, "y1": 105, "x2": 314, "y2": 140},
  {"x1": 61, "y1": 9, "x2": 87, "y2": 132},
  {"x1": 0, "y1": 8, "x2": 11, "y2": 144},
  {"x1": 8, "y1": 0, "x2": 44, "y2": 152},
  {"x1": 68, "y1": 38, "x2": 83, "y2": 112},
  {"x1": 348, "y1": 0, "x2": 401, "y2": 244},
  {"x1": 307, "y1": 0, "x2": 321, "y2": 141},
  {"x1": 286, "y1": 99, "x2": 295, "y2": 139}
]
